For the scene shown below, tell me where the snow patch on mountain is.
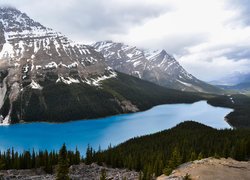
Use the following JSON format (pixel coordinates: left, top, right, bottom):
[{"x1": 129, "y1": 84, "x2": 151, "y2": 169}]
[
  {"x1": 30, "y1": 80, "x2": 43, "y2": 90},
  {"x1": 0, "y1": 7, "x2": 117, "y2": 125},
  {"x1": 93, "y1": 41, "x2": 221, "y2": 93}
]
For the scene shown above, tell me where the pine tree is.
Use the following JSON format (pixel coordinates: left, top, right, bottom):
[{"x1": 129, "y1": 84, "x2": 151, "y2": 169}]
[
  {"x1": 189, "y1": 151, "x2": 197, "y2": 161},
  {"x1": 85, "y1": 145, "x2": 93, "y2": 165},
  {"x1": 164, "y1": 146, "x2": 182, "y2": 175},
  {"x1": 74, "y1": 147, "x2": 81, "y2": 165},
  {"x1": 56, "y1": 144, "x2": 70, "y2": 180},
  {"x1": 0, "y1": 159, "x2": 5, "y2": 170},
  {"x1": 31, "y1": 149, "x2": 36, "y2": 168},
  {"x1": 198, "y1": 152, "x2": 203, "y2": 160},
  {"x1": 168, "y1": 147, "x2": 182, "y2": 169}
]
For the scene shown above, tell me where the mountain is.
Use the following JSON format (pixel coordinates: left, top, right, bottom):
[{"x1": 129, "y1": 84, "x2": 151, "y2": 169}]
[
  {"x1": 211, "y1": 72, "x2": 250, "y2": 93},
  {"x1": 0, "y1": 7, "x2": 202, "y2": 125},
  {"x1": 93, "y1": 41, "x2": 221, "y2": 94},
  {"x1": 217, "y1": 82, "x2": 250, "y2": 93},
  {"x1": 210, "y1": 72, "x2": 250, "y2": 86}
]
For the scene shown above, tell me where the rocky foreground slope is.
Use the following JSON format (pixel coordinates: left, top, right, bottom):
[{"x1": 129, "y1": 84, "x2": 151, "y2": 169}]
[
  {"x1": 0, "y1": 163, "x2": 139, "y2": 180},
  {"x1": 1, "y1": 158, "x2": 249, "y2": 180},
  {"x1": 158, "y1": 158, "x2": 250, "y2": 180}
]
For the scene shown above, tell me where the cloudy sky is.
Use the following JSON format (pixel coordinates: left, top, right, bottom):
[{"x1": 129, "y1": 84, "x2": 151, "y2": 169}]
[{"x1": 1, "y1": 0, "x2": 250, "y2": 82}]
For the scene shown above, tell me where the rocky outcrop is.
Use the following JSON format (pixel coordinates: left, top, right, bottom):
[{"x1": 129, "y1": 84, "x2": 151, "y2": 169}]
[
  {"x1": 157, "y1": 158, "x2": 250, "y2": 180},
  {"x1": 0, "y1": 163, "x2": 139, "y2": 180}
]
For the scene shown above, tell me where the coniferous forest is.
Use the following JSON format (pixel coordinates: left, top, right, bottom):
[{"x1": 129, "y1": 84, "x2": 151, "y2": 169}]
[
  {"x1": 0, "y1": 121, "x2": 249, "y2": 179},
  {"x1": 90, "y1": 121, "x2": 250, "y2": 179},
  {"x1": 0, "y1": 145, "x2": 81, "y2": 174}
]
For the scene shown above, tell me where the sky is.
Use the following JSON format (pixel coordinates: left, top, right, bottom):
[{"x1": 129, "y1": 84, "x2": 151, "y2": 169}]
[{"x1": 0, "y1": 0, "x2": 250, "y2": 82}]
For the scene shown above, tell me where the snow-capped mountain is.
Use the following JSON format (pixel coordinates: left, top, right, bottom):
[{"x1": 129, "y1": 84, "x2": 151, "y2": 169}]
[
  {"x1": 0, "y1": 7, "x2": 117, "y2": 125},
  {"x1": 93, "y1": 41, "x2": 221, "y2": 93},
  {"x1": 0, "y1": 7, "x2": 222, "y2": 125}
]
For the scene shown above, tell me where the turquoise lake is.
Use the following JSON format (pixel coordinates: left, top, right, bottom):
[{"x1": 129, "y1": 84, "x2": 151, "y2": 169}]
[{"x1": 0, "y1": 101, "x2": 232, "y2": 153}]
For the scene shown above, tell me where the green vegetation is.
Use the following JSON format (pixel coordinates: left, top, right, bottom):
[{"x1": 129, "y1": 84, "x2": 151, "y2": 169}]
[
  {"x1": 100, "y1": 169, "x2": 107, "y2": 180},
  {"x1": 56, "y1": 143, "x2": 70, "y2": 180},
  {"x1": 183, "y1": 173, "x2": 192, "y2": 180},
  {"x1": 207, "y1": 94, "x2": 250, "y2": 128},
  {"x1": 0, "y1": 146, "x2": 81, "y2": 174},
  {"x1": 85, "y1": 121, "x2": 250, "y2": 179}
]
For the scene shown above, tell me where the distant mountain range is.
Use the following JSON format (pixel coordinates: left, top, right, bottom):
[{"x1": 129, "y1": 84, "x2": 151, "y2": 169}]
[
  {"x1": 93, "y1": 41, "x2": 221, "y2": 94},
  {"x1": 217, "y1": 82, "x2": 250, "y2": 93},
  {"x1": 211, "y1": 73, "x2": 250, "y2": 93},
  {"x1": 0, "y1": 7, "x2": 204, "y2": 125}
]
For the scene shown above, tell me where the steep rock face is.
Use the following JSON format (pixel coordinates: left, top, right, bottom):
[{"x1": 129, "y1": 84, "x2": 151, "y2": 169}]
[
  {"x1": 0, "y1": 7, "x2": 116, "y2": 125},
  {"x1": 93, "y1": 41, "x2": 221, "y2": 93}
]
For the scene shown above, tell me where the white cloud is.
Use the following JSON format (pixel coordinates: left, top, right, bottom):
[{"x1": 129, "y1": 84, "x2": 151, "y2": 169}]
[
  {"x1": 0, "y1": 0, "x2": 250, "y2": 81},
  {"x1": 117, "y1": 0, "x2": 250, "y2": 81}
]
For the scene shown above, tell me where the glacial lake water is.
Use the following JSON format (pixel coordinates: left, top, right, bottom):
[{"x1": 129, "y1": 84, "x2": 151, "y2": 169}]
[{"x1": 0, "y1": 101, "x2": 232, "y2": 153}]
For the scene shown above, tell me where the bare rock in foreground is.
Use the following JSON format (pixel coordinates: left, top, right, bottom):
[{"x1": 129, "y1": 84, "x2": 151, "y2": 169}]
[
  {"x1": 0, "y1": 163, "x2": 139, "y2": 180},
  {"x1": 157, "y1": 157, "x2": 250, "y2": 180}
]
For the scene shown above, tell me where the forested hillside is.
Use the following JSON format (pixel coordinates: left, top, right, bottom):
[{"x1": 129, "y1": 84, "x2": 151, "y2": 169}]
[
  {"x1": 88, "y1": 121, "x2": 250, "y2": 179},
  {"x1": 8, "y1": 72, "x2": 203, "y2": 123},
  {"x1": 207, "y1": 94, "x2": 250, "y2": 128}
]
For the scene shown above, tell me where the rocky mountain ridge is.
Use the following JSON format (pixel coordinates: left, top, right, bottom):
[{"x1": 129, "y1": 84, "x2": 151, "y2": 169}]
[{"x1": 93, "y1": 41, "x2": 221, "y2": 93}]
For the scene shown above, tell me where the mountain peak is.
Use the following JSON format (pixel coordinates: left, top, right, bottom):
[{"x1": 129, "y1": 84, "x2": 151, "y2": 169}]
[
  {"x1": 93, "y1": 40, "x2": 221, "y2": 93},
  {"x1": 0, "y1": 6, "x2": 46, "y2": 32},
  {"x1": 160, "y1": 49, "x2": 167, "y2": 55},
  {"x1": 0, "y1": 6, "x2": 18, "y2": 12}
]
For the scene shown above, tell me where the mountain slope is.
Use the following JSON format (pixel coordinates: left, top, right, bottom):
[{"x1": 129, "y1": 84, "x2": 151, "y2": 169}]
[
  {"x1": 0, "y1": 7, "x2": 203, "y2": 125},
  {"x1": 93, "y1": 41, "x2": 222, "y2": 94},
  {"x1": 0, "y1": 7, "x2": 118, "y2": 125},
  {"x1": 8, "y1": 72, "x2": 203, "y2": 123}
]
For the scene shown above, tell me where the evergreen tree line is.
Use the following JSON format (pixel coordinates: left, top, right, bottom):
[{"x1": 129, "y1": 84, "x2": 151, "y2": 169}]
[
  {"x1": 86, "y1": 121, "x2": 250, "y2": 179},
  {"x1": 0, "y1": 146, "x2": 81, "y2": 174}
]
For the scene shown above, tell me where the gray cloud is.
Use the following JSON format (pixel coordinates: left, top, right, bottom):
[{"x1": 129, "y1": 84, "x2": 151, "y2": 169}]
[
  {"x1": 0, "y1": 0, "x2": 170, "y2": 42},
  {"x1": 227, "y1": 0, "x2": 250, "y2": 26},
  {"x1": 135, "y1": 32, "x2": 209, "y2": 55},
  {"x1": 1, "y1": 0, "x2": 250, "y2": 82},
  {"x1": 224, "y1": 47, "x2": 250, "y2": 60}
]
